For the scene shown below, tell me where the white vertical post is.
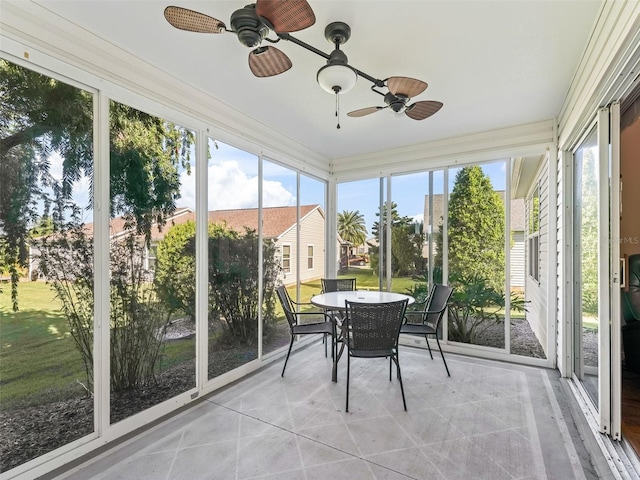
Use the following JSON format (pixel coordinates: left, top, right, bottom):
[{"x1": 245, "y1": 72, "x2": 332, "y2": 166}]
[
  {"x1": 257, "y1": 154, "x2": 264, "y2": 359},
  {"x1": 610, "y1": 102, "x2": 622, "y2": 440},
  {"x1": 95, "y1": 91, "x2": 110, "y2": 432},
  {"x1": 326, "y1": 178, "x2": 337, "y2": 278},
  {"x1": 597, "y1": 107, "x2": 611, "y2": 434},
  {"x1": 196, "y1": 131, "x2": 208, "y2": 388},
  {"x1": 505, "y1": 160, "x2": 511, "y2": 354}
]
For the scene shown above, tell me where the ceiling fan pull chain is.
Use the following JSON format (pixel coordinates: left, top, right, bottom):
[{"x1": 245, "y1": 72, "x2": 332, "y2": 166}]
[{"x1": 335, "y1": 92, "x2": 341, "y2": 129}]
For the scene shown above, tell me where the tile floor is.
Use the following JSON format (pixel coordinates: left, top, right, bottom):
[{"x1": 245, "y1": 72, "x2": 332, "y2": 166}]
[{"x1": 58, "y1": 343, "x2": 609, "y2": 480}]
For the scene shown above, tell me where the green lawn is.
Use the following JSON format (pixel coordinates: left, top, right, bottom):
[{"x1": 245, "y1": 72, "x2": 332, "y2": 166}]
[
  {"x1": 1, "y1": 271, "x2": 420, "y2": 409},
  {"x1": 0, "y1": 282, "x2": 87, "y2": 409},
  {"x1": 290, "y1": 269, "x2": 418, "y2": 304}
]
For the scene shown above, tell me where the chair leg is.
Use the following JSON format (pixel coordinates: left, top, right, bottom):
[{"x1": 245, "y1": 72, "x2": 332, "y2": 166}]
[
  {"x1": 282, "y1": 335, "x2": 294, "y2": 377},
  {"x1": 393, "y1": 354, "x2": 407, "y2": 411},
  {"x1": 324, "y1": 333, "x2": 328, "y2": 357},
  {"x1": 389, "y1": 356, "x2": 392, "y2": 381},
  {"x1": 425, "y1": 334, "x2": 434, "y2": 359},
  {"x1": 435, "y1": 335, "x2": 450, "y2": 377},
  {"x1": 346, "y1": 353, "x2": 351, "y2": 412}
]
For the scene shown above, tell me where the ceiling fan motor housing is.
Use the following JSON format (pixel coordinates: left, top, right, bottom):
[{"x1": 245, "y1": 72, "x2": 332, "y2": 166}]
[
  {"x1": 384, "y1": 92, "x2": 408, "y2": 112},
  {"x1": 230, "y1": 4, "x2": 269, "y2": 48}
]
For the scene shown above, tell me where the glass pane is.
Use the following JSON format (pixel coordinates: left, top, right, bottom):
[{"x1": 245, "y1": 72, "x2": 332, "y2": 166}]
[
  {"x1": 109, "y1": 101, "x2": 196, "y2": 423},
  {"x1": 299, "y1": 174, "x2": 326, "y2": 304},
  {"x1": 262, "y1": 158, "x2": 297, "y2": 356},
  {"x1": 574, "y1": 126, "x2": 599, "y2": 405},
  {"x1": 206, "y1": 139, "x2": 260, "y2": 377},
  {"x1": 389, "y1": 172, "x2": 429, "y2": 297},
  {"x1": 0, "y1": 59, "x2": 95, "y2": 470},
  {"x1": 446, "y1": 163, "x2": 507, "y2": 350},
  {"x1": 337, "y1": 179, "x2": 381, "y2": 290}
]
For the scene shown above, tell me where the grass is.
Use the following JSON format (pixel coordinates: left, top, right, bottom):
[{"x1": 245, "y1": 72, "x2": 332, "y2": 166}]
[
  {"x1": 1, "y1": 271, "x2": 420, "y2": 410},
  {"x1": 0, "y1": 282, "x2": 87, "y2": 409},
  {"x1": 289, "y1": 269, "x2": 418, "y2": 304}
]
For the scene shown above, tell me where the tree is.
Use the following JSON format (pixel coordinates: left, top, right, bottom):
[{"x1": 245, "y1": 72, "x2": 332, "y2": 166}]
[
  {"x1": 435, "y1": 166, "x2": 505, "y2": 290},
  {"x1": 370, "y1": 203, "x2": 423, "y2": 277},
  {"x1": 153, "y1": 220, "x2": 197, "y2": 321},
  {"x1": 35, "y1": 209, "x2": 171, "y2": 392},
  {"x1": 337, "y1": 210, "x2": 367, "y2": 247},
  {"x1": 0, "y1": 58, "x2": 193, "y2": 309},
  {"x1": 154, "y1": 221, "x2": 281, "y2": 344}
]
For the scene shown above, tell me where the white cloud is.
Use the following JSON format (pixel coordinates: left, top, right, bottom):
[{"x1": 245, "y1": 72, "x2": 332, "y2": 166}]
[{"x1": 179, "y1": 160, "x2": 294, "y2": 211}]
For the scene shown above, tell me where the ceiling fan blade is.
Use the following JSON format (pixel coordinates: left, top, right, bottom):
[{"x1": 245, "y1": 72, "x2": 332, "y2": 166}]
[
  {"x1": 164, "y1": 6, "x2": 226, "y2": 33},
  {"x1": 405, "y1": 101, "x2": 443, "y2": 120},
  {"x1": 249, "y1": 47, "x2": 292, "y2": 77},
  {"x1": 387, "y1": 77, "x2": 428, "y2": 98},
  {"x1": 256, "y1": 0, "x2": 316, "y2": 33},
  {"x1": 347, "y1": 106, "x2": 385, "y2": 118}
]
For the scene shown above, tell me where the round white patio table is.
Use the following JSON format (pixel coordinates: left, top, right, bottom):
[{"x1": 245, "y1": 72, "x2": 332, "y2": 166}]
[
  {"x1": 310, "y1": 290, "x2": 415, "y2": 382},
  {"x1": 310, "y1": 290, "x2": 415, "y2": 311}
]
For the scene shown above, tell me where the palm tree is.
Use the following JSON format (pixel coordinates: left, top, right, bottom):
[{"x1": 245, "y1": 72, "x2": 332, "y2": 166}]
[{"x1": 338, "y1": 210, "x2": 367, "y2": 270}]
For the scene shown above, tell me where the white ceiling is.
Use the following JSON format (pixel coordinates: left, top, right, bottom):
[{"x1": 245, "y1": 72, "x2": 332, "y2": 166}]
[{"x1": 33, "y1": 0, "x2": 602, "y2": 163}]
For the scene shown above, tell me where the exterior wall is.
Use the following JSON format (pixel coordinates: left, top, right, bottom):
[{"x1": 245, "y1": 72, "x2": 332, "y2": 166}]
[
  {"x1": 525, "y1": 158, "x2": 550, "y2": 357},
  {"x1": 510, "y1": 231, "x2": 525, "y2": 289},
  {"x1": 555, "y1": 1, "x2": 640, "y2": 378},
  {"x1": 277, "y1": 208, "x2": 325, "y2": 286},
  {"x1": 299, "y1": 209, "x2": 325, "y2": 284}
]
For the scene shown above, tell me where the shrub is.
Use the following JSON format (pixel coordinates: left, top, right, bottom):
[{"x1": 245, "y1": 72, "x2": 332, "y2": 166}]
[
  {"x1": 37, "y1": 224, "x2": 171, "y2": 392},
  {"x1": 155, "y1": 221, "x2": 281, "y2": 345},
  {"x1": 447, "y1": 273, "x2": 527, "y2": 344}
]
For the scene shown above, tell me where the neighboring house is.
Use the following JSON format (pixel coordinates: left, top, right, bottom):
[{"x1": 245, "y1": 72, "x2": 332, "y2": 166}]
[
  {"x1": 34, "y1": 205, "x2": 327, "y2": 287},
  {"x1": 422, "y1": 192, "x2": 526, "y2": 290},
  {"x1": 148, "y1": 205, "x2": 326, "y2": 286}
]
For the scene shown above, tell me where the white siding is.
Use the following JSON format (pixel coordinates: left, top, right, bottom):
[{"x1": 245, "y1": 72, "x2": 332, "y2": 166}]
[
  {"x1": 276, "y1": 208, "x2": 326, "y2": 286},
  {"x1": 510, "y1": 232, "x2": 525, "y2": 288},
  {"x1": 299, "y1": 209, "x2": 326, "y2": 284},
  {"x1": 525, "y1": 158, "x2": 550, "y2": 357}
]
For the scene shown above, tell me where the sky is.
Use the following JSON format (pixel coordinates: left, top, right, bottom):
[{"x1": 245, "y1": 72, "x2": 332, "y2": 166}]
[
  {"x1": 53, "y1": 139, "x2": 506, "y2": 232},
  {"x1": 337, "y1": 161, "x2": 508, "y2": 235}
]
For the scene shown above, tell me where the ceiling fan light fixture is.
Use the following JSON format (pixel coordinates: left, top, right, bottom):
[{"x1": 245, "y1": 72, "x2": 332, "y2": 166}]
[{"x1": 317, "y1": 64, "x2": 357, "y2": 94}]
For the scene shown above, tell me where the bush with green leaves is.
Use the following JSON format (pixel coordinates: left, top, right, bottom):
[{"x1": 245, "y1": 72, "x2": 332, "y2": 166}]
[
  {"x1": 447, "y1": 273, "x2": 527, "y2": 344},
  {"x1": 153, "y1": 220, "x2": 197, "y2": 321},
  {"x1": 37, "y1": 218, "x2": 171, "y2": 392},
  {"x1": 154, "y1": 221, "x2": 281, "y2": 345}
]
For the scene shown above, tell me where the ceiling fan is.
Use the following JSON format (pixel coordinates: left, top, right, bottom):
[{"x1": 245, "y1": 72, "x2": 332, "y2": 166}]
[
  {"x1": 348, "y1": 77, "x2": 443, "y2": 121},
  {"x1": 163, "y1": 1, "x2": 443, "y2": 124}
]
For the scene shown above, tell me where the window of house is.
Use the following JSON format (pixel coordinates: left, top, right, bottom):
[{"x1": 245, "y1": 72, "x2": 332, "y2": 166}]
[
  {"x1": 282, "y1": 244, "x2": 291, "y2": 273},
  {"x1": 147, "y1": 243, "x2": 158, "y2": 271},
  {"x1": 307, "y1": 245, "x2": 314, "y2": 269},
  {"x1": 528, "y1": 184, "x2": 540, "y2": 282}
]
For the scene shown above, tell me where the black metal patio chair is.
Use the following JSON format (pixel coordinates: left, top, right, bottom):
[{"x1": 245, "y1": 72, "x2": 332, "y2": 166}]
[
  {"x1": 276, "y1": 285, "x2": 336, "y2": 377},
  {"x1": 321, "y1": 278, "x2": 356, "y2": 293},
  {"x1": 343, "y1": 298, "x2": 408, "y2": 412},
  {"x1": 400, "y1": 284, "x2": 454, "y2": 376}
]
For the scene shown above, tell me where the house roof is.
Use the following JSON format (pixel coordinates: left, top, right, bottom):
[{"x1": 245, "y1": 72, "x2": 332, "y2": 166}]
[{"x1": 100, "y1": 205, "x2": 322, "y2": 241}]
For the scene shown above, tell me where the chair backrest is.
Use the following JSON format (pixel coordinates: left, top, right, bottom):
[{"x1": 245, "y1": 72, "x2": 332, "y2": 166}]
[
  {"x1": 423, "y1": 284, "x2": 454, "y2": 328},
  {"x1": 345, "y1": 299, "x2": 408, "y2": 352},
  {"x1": 321, "y1": 278, "x2": 356, "y2": 293},
  {"x1": 276, "y1": 285, "x2": 297, "y2": 328}
]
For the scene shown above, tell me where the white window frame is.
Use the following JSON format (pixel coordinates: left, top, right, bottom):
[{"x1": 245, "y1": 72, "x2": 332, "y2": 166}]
[
  {"x1": 527, "y1": 182, "x2": 541, "y2": 282},
  {"x1": 307, "y1": 244, "x2": 314, "y2": 270},
  {"x1": 282, "y1": 243, "x2": 291, "y2": 273}
]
